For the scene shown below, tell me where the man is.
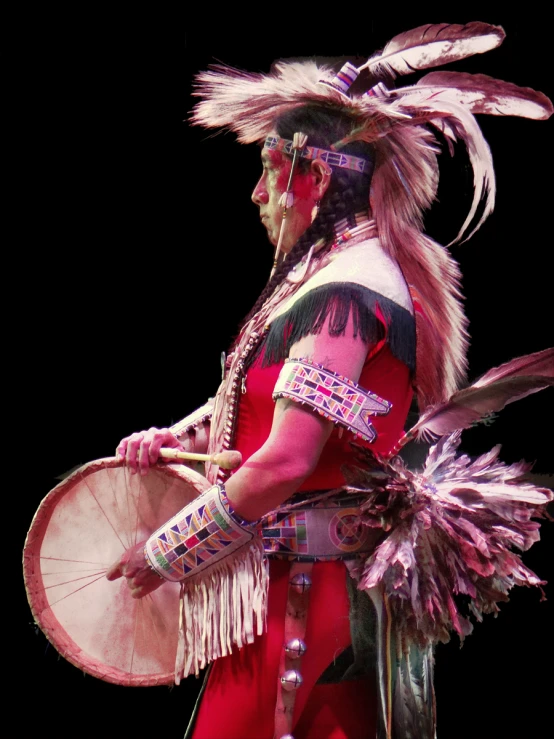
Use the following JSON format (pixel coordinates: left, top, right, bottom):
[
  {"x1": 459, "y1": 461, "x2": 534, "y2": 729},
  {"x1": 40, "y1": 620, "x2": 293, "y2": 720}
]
[{"x1": 107, "y1": 23, "x2": 552, "y2": 739}]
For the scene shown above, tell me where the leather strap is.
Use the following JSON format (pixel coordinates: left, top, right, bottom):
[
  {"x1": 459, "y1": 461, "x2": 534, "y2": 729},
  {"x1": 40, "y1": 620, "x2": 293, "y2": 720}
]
[{"x1": 273, "y1": 561, "x2": 313, "y2": 739}]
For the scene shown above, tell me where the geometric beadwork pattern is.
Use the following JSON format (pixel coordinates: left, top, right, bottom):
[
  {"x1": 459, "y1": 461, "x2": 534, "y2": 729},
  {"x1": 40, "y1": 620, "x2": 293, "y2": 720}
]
[
  {"x1": 145, "y1": 484, "x2": 254, "y2": 582},
  {"x1": 260, "y1": 497, "x2": 376, "y2": 562},
  {"x1": 328, "y1": 508, "x2": 369, "y2": 553},
  {"x1": 261, "y1": 510, "x2": 308, "y2": 556},
  {"x1": 264, "y1": 135, "x2": 371, "y2": 174},
  {"x1": 319, "y1": 61, "x2": 360, "y2": 95},
  {"x1": 273, "y1": 358, "x2": 392, "y2": 442}
]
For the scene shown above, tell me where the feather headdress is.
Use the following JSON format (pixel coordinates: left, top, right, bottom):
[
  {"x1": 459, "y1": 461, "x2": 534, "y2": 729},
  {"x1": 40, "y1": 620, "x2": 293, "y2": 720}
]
[{"x1": 191, "y1": 22, "x2": 552, "y2": 410}]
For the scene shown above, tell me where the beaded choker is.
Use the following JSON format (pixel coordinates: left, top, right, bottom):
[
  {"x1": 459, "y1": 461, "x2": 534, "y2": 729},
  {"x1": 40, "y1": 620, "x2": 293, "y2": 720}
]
[{"x1": 331, "y1": 218, "x2": 377, "y2": 249}]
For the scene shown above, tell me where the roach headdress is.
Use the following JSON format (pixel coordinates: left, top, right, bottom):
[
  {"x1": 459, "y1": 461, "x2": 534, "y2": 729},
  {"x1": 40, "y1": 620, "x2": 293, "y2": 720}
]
[{"x1": 191, "y1": 22, "x2": 552, "y2": 412}]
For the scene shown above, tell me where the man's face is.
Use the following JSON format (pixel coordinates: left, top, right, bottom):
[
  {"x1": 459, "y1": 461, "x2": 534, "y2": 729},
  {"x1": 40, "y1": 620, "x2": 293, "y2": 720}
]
[{"x1": 251, "y1": 140, "x2": 316, "y2": 254}]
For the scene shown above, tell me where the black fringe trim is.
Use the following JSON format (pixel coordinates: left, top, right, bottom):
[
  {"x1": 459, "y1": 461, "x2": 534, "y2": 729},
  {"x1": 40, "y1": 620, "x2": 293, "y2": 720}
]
[{"x1": 252, "y1": 282, "x2": 415, "y2": 372}]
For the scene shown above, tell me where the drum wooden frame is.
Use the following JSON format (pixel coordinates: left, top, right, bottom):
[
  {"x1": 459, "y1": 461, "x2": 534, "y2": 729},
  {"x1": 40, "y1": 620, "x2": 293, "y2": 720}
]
[{"x1": 23, "y1": 457, "x2": 210, "y2": 686}]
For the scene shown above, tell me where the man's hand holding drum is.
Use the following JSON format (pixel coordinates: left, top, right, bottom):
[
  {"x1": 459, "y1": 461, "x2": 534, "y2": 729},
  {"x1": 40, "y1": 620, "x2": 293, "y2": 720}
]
[{"x1": 106, "y1": 539, "x2": 164, "y2": 599}]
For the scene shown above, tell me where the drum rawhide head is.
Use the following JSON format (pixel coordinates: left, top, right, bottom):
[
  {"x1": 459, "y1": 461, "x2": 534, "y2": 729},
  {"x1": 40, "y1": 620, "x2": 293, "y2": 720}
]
[{"x1": 23, "y1": 457, "x2": 209, "y2": 686}]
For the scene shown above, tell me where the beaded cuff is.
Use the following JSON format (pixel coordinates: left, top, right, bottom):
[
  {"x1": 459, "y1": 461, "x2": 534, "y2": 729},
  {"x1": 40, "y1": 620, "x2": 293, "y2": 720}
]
[
  {"x1": 145, "y1": 483, "x2": 256, "y2": 582},
  {"x1": 273, "y1": 358, "x2": 392, "y2": 442}
]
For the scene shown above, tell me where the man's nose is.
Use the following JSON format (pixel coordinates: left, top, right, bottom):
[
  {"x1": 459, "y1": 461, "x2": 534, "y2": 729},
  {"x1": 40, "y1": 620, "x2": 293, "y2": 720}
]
[{"x1": 252, "y1": 177, "x2": 268, "y2": 205}]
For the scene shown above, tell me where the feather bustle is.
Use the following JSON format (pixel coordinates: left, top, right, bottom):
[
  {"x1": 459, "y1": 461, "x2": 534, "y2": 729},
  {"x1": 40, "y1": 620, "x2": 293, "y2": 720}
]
[
  {"x1": 345, "y1": 433, "x2": 553, "y2": 649},
  {"x1": 472, "y1": 347, "x2": 554, "y2": 387}
]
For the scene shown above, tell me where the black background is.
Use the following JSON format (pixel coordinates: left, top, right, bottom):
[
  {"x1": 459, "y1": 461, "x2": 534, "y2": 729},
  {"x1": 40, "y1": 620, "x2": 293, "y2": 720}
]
[{"x1": 13, "y1": 12, "x2": 553, "y2": 739}]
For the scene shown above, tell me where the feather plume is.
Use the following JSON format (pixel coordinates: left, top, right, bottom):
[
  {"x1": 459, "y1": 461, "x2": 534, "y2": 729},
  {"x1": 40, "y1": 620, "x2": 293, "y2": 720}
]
[
  {"x1": 408, "y1": 71, "x2": 553, "y2": 119},
  {"x1": 191, "y1": 60, "x2": 410, "y2": 145},
  {"x1": 360, "y1": 22, "x2": 505, "y2": 79},
  {"x1": 192, "y1": 62, "x2": 356, "y2": 143},
  {"x1": 408, "y1": 348, "x2": 554, "y2": 442}
]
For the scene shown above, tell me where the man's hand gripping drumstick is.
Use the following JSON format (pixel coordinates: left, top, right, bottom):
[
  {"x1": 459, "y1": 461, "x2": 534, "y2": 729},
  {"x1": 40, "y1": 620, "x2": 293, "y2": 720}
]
[
  {"x1": 158, "y1": 448, "x2": 242, "y2": 469},
  {"x1": 116, "y1": 426, "x2": 241, "y2": 475}
]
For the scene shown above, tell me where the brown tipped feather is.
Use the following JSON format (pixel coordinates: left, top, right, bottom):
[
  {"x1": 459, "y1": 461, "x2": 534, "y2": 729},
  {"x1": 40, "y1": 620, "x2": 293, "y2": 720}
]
[
  {"x1": 413, "y1": 71, "x2": 553, "y2": 119},
  {"x1": 409, "y1": 348, "x2": 554, "y2": 441},
  {"x1": 362, "y1": 22, "x2": 505, "y2": 79}
]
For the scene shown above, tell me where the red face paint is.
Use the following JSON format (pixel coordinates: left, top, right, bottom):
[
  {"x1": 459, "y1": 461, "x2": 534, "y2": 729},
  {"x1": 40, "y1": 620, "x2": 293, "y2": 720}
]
[{"x1": 251, "y1": 134, "x2": 316, "y2": 254}]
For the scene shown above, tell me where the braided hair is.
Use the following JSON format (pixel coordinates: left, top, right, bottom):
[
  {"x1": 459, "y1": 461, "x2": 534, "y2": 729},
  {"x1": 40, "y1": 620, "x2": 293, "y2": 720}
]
[{"x1": 240, "y1": 104, "x2": 375, "y2": 327}]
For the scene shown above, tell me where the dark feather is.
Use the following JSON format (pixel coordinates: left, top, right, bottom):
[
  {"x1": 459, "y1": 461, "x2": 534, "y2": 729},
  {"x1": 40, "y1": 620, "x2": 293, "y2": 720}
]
[{"x1": 392, "y1": 643, "x2": 436, "y2": 739}]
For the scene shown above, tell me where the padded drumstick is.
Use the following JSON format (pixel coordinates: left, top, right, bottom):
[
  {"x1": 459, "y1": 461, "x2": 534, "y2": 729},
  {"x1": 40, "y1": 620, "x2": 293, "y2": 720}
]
[{"x1": 159, "y1": 448, "x2": 242, "y2": 470}]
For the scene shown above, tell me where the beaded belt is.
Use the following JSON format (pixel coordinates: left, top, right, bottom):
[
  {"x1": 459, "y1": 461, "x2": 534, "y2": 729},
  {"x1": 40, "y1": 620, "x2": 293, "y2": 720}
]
[{"x1": 259, "y1": 495, "x2": 380, "y2": 561}]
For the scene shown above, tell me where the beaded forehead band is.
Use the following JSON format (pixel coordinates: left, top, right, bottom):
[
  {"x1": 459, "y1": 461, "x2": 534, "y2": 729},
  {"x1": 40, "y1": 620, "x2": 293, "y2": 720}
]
[{"x1": 264, "y1": 135, "x2": 372, "y2": 175}]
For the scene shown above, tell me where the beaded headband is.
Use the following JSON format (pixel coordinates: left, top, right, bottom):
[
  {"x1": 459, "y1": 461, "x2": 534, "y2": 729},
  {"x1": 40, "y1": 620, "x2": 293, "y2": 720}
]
[{"x1": 264, "y1": 135, "x2": 372, "y2": 175}]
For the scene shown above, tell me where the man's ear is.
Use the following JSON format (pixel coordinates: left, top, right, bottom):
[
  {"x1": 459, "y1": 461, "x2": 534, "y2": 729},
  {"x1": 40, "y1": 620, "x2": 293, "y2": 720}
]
[{"x1": 310, "y1": 158, "x2": 332, "y2": 199}]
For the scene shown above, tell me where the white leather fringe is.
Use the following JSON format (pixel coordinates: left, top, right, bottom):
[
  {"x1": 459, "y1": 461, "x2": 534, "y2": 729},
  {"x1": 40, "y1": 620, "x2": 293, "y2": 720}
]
[{"x1": 174, "y1": 538, "x2": 269, "y2": 682}]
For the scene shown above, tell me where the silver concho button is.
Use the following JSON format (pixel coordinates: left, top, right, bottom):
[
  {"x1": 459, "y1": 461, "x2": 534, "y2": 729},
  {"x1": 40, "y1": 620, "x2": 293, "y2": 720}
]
[
  {"x1": 280, "y1": 669, "x2": 303, "y2": 691},
  {"x1": 284, "y1": 638, "x2": 307, "y2": 659},
  {"x1": 289, "y1": 572, "x2": 312, "y2": 593}
]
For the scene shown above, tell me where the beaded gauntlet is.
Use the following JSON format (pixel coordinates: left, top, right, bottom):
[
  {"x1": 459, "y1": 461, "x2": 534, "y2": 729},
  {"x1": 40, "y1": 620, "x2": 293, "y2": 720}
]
[
  {"x1": 273, "y1": 358, "x2": 392, "y2": 442},
  {"x1": 145, "y1": 483, "x2": 256, "y2": 582}
]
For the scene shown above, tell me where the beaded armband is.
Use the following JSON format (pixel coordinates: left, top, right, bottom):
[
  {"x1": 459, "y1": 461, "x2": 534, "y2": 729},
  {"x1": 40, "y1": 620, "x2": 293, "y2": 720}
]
[
  {"x1": 273, "y1": 358, "x2": 392, "y2": 442},
  {"x1": 169, "y1": 400, "x2": 213, "y2": 440},
  {"x1": 145, "y1": 484, "x2": 256, "y2": 582}
]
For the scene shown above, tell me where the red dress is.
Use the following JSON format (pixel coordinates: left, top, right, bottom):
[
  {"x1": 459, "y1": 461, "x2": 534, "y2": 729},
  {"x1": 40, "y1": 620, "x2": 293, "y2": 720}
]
[{"x1": 191, "y1": 339, "x2": 413, "y2": 739}]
